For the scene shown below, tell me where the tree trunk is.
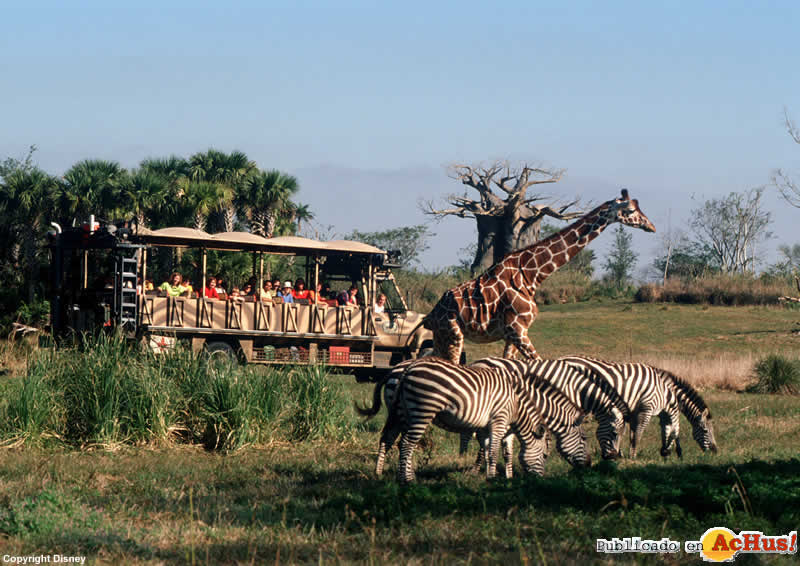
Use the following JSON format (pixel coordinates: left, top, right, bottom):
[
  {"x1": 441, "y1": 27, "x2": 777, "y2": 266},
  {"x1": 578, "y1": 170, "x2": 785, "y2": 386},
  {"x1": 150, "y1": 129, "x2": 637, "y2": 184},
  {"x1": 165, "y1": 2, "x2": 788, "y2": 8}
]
[
  {"x1": 250, "y1": 210, "x2": 267, "y2": 237},
  {"x1": 471, "y1": 214, "x2": 502, "y2": 274},
  {"x1": 22, "y1": 223, "x2": 38, "y2": 304},
  {"x1": 193, "y1": 211, "x2": 206, "y2": 232},
  {"x1": 223, "y1": 206, "x2": 236, "y2": 233},
  {"x1": 471, "y1": 212, "x2": 545, "y2": 274},
  {"x1": 265, "y1": 209, "x2": 277, "y2": 239}
]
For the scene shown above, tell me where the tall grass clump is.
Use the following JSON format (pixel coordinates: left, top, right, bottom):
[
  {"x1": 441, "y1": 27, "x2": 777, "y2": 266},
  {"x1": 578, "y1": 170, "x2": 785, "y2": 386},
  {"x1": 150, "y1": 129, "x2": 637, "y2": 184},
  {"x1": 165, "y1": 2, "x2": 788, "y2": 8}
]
[
  {"x1": 282, "y1": 365, "x2": 354, "y2": 441},
  {"x1": 0, "y1": 333, "x2": 355, "y2": 449},
  {"x1": 746, "y1": 355, "x2": 800, "y2": 395},
  {"x1": 3, "y1": 350, "x2": 63, "y2": 443},
  {"x1": 200, "y1": 363, "x2": 259, "y2": 450}
]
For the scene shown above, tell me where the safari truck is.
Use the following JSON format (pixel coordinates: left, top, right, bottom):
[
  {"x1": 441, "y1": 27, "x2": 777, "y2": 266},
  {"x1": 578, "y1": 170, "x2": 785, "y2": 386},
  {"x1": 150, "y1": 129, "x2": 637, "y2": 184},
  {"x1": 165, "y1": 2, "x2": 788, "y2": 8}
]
[{"x1": 47, "y1": 220, "x2": 433, "y2": 381}]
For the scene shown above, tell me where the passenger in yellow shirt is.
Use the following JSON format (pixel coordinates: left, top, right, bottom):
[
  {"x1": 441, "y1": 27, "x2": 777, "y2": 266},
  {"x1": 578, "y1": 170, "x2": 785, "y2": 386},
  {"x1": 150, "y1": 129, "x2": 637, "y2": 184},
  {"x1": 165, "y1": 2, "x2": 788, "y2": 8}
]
[{"x1": 159, "y1": 272, "x2": 188, "y2": 297}]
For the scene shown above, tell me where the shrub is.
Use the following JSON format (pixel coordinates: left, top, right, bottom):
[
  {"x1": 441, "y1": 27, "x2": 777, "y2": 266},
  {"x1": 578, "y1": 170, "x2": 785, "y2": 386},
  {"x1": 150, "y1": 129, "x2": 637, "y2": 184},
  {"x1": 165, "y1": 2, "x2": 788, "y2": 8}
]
[
  {"x1": 635, "y1": 275, "x2": 794, "y2": 306},
  {"x1": 746, "y1": 355, "x2": 800, "y2": 395}
]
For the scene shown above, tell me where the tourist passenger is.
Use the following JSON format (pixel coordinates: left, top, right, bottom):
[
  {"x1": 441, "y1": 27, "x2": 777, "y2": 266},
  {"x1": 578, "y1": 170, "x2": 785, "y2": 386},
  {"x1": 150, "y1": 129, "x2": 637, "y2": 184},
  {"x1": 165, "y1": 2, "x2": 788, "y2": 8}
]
[
  {"x1": 292, "y1": 278, "x2": 310, "y2": 301},
  {"x1": 259, "y1": 280, "x2": 275, "y2": 301},
  {"x1": 229, "y1": 287, "x2": 244, "y2": 302},
  {"x1": 204, "y1": 277, "x2": 220, "y2": 299},
  {"x1": 183, "y1": 279, "x2": 195, "y2": 297},
  {"x1": 281, "y1": 281, "x2": 295, "y2": 303},
  {"x1": 159, "y1": 273, "x2": 186, "y2": 297},
  {"x1": 347, "y1": 284, "x2": 359, "y2": 305},
  {"x1": 215, "y1": 275, "x2": 227, "y2": 295},
  {"x1": 374, "y1": 293, "x2": 387, "y2": 314}
]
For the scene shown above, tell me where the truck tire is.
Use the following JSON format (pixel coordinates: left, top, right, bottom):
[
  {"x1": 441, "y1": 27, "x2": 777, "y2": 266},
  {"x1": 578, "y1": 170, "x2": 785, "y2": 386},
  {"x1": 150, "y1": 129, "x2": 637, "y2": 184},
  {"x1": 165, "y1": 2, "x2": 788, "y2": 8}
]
[{"x1": 205, "y1": 341, "x2": 237, "y2": 365}]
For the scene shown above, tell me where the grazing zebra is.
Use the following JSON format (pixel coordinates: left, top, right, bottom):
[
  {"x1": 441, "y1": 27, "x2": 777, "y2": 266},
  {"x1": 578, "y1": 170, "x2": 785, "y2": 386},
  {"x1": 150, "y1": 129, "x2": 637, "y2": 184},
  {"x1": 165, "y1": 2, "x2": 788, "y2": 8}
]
[
  {"x1": 357, "y1": 357, "x2": 550, "y2": 483},
  {"x1": 470, "y1": 357, "x2": 626, "y2": 459},
  {"x1": 381, "y1": 359, "x2": 592, "y2": 477},
  {"x1": 557, "y1": 356, "x2": 681, "y2": 459},
  {"x1": 655, "y1": 367, "x2": 718, "y2": 454}
]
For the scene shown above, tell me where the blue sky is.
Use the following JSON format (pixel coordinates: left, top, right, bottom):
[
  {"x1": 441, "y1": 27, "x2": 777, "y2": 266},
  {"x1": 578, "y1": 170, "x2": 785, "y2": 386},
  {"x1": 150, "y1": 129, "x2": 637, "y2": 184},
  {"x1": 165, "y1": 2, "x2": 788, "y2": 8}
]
[{"x1": 2, "y1": 1, "x2": 799, "y2": 273}]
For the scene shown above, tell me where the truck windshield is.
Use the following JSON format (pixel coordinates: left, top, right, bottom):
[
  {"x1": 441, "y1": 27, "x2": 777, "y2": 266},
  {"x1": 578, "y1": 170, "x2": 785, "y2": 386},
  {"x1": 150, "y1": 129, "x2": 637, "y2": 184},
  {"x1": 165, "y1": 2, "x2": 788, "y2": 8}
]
[{"x1": 377, "y1": 277, "x2": 406, "y2": 313}]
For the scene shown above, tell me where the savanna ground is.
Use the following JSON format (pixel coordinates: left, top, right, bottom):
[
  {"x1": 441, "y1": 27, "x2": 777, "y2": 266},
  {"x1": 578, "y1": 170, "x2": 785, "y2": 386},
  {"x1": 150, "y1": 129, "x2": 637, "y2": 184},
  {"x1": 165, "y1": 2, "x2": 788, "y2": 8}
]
[{"x1": 1, "y1": 301, "x2": 800, "y2": 565}]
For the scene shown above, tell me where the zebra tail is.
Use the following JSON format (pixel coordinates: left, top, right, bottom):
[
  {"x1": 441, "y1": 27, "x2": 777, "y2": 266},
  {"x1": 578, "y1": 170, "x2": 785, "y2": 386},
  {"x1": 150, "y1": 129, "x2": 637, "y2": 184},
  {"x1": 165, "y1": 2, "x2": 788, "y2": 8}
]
[{"x1": 354, "y1": 379, "x2": 386, "y2": 419}]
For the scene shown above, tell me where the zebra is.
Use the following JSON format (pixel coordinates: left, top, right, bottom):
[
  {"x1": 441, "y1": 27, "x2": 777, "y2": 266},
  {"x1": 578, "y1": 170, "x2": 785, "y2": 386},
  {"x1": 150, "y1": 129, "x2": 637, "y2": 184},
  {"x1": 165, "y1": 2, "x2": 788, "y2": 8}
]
[
  {"x1": 356, "y1": 357, "x2": 552, "y2": 483},
  {"x1": 380, "y1": 359, "x2": 592, "y2": 477},
  {"x1": 557, "y1": 356, "x2": 681, "y2": 459},
  {"x1": 470, "y1": 357, "x2": 627, "y2": 460},
  {"x1": 655, "y1": 367, "x2": 718, "y2": 455}
]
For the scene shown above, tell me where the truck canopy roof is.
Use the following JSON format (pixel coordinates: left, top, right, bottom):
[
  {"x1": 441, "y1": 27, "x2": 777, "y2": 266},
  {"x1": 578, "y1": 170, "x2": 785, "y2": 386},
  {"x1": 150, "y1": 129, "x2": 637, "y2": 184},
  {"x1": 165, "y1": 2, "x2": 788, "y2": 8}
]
[{"x1": 131, "y1": 226, "x2": 386, "y2": 256}]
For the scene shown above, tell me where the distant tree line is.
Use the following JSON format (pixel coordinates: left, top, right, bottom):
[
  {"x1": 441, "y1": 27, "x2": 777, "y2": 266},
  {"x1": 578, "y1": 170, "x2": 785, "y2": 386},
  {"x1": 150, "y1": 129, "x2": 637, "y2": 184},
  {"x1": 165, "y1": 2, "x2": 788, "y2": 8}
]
[{"x1": 0, "y1": 146, "x2": 310, "y2": 326}]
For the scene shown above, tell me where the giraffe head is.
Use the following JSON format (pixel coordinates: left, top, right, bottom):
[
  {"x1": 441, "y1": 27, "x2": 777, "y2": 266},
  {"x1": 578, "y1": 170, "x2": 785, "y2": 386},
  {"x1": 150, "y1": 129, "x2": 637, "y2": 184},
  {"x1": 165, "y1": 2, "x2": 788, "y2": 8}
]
[{"x1": 602, "y1": 189, "x2": 656, "y2": 233}]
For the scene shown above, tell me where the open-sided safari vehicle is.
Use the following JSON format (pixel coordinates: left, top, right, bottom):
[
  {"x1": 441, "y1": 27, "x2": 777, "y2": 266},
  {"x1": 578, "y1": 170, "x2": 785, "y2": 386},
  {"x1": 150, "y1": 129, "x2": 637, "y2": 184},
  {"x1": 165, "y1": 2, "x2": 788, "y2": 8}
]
[{"x1": 47, "y1": 220, "x2": 432, "y2": 381}]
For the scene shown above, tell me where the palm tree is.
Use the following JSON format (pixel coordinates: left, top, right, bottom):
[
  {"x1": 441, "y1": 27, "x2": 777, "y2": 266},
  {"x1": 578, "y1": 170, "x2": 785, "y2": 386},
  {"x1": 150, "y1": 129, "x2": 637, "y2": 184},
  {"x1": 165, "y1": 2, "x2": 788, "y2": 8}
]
[
  {"x1": 182, "y1": 181, "x2": 234, "y2": 232},
  {"x1": 123, "y1": 169, "x2": 172, "y2": 229},
  {"x1": 1, "y1": 168, "x2": 58, "y2": 301},
  {"x1": 60, "y1": 159, "x2": 128, "y2": 225},
  {"x1": 241, "y1": 170, "x2": 299, "y2": 237},
  {"x1": 290, "y1": 203, "x2": 314, "y2": 235},
  {"x1": 139, "y1": 156, "x2": 191, "y2": 227},
  {"x1": 189, "y1": 149, "x2": 256, "y2": 232}
]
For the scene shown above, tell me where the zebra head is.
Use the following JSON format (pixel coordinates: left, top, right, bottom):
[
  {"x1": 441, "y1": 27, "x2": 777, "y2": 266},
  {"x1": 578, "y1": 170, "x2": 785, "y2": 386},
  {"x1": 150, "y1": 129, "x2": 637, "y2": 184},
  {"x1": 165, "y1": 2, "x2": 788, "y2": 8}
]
[
  {"x1": 692, "y1": 408, "x2": 718, "y2": 453},
  {"x1": 518, "y1": 423, "x2": 549, "y2": 476},
  {"x1": 555, "y1": 421, "x2": 592, "y2": 468}
]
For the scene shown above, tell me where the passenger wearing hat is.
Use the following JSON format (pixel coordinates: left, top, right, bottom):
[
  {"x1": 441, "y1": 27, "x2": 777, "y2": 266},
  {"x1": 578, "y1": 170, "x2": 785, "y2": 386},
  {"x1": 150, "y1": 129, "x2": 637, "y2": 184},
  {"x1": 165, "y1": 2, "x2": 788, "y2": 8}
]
[{"x1": 281, "y1": 281, "x2": 295, "y2": 303}]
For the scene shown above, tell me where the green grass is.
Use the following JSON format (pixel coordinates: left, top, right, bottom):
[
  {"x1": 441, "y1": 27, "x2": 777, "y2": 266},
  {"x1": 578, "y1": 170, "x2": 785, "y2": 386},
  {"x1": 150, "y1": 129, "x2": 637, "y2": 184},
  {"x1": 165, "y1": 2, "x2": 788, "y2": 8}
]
[
  {"x1": 465, "y1": 301, "x2": 800, "y2": 361},
  {"x1": 1, "y1": 301, "x2": 800, "y2": 564}
]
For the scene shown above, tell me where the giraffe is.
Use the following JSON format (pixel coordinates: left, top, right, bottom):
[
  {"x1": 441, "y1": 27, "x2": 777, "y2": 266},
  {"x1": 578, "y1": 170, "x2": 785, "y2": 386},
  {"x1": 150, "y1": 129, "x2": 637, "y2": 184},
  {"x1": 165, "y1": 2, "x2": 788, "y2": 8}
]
[{"x1": 420, "y1": 189, "x2": 656, "y2": 364}]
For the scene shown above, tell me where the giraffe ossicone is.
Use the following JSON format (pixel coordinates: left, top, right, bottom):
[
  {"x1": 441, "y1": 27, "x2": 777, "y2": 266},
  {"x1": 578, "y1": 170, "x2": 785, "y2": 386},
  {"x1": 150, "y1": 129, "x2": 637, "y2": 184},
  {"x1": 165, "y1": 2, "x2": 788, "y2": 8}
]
[{"x1": 421, "y1": 189, "x2": 656, "y2": 364}]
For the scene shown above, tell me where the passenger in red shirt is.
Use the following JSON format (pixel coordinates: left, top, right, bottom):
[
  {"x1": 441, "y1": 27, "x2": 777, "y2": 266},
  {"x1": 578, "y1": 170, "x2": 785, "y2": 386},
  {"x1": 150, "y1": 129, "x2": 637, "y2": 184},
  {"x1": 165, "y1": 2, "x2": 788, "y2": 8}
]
[
  {"x1": 292, "y1": 278, "x2": 311, "y2": 301},
  {"x1": 204, "y1": 276, "x2": 220, "y2": 299}
]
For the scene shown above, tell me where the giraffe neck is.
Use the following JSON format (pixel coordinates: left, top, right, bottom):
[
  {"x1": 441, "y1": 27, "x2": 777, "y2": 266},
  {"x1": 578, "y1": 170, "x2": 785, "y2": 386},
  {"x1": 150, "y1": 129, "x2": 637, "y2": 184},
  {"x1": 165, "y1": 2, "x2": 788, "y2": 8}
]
[{"x1": 517, "y1": 203, "x2": 613, "y2": 289}]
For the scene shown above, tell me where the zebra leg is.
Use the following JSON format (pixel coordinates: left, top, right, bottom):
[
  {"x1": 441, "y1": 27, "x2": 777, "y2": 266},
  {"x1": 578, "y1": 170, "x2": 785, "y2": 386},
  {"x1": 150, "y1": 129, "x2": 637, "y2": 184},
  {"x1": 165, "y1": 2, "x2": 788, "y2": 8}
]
[
  {"x1": 397, "y1": 425, "x2": 427, "y2": 484},
  {"x1": 502, "y1": 435, "x2": 514, "y2": 479},
  {"x1": 630, "y1": 410, "x2": 652, "y2": 460},
  {"x1": 459, "y1": 431, "x2": 472, "y2": 455},
  {"x1": 659, "y1": 411, "x2": 680, "y2": 458},
  {"x1": 486, "y1": 417, "x2": 510, "y2": 479},
  {"x1": 376, "y1": 411, "x2": 403, "y2": 476}
]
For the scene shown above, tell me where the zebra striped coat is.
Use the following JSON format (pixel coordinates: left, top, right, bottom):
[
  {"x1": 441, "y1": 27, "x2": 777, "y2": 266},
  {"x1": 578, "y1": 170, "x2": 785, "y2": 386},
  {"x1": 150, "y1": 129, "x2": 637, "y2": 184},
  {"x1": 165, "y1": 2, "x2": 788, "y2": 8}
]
[
  {"x1": 382, "y1": 359, "x2": 592, "y2": 476},
  {"x1": 557, "y1": 356, "x2": 681, "y2": 458},
  {"x1": 470, "y1": 357, "x2": 627, "y2": 459},
  {"x1": 655, "y1": 367, "x2": 718, "y2": 454},
  {"x1": 357, "y1": 357, "x2": 550, "y2": 483}
]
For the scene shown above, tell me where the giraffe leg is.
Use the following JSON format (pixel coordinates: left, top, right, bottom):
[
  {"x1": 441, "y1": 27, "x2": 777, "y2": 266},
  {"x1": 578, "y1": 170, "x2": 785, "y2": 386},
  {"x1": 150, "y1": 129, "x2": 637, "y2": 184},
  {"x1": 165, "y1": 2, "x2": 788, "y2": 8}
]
[
  {"x1": 503, "y1": 323, "x2": 541, "y2": 361},
  {"x1": 502, "y1": 341, "x2": 518, "y2": 359},
  {"x1": 433, "y1": 319, "x2": 464, "y2": 364}
]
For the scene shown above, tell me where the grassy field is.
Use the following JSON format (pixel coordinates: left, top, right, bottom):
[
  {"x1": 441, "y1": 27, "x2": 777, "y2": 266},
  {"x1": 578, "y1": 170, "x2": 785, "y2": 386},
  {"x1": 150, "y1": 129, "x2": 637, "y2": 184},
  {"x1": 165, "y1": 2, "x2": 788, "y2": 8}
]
[{"x1": 1, "y1": 301, "x2": 799, "y2": 564}]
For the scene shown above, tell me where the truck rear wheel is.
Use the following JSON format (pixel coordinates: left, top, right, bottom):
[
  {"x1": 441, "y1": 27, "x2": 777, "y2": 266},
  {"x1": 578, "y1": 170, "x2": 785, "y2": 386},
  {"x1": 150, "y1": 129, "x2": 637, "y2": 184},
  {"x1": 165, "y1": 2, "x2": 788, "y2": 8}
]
[{"x1": 205, "y1": 341, "x2": 238, "y2": 366}]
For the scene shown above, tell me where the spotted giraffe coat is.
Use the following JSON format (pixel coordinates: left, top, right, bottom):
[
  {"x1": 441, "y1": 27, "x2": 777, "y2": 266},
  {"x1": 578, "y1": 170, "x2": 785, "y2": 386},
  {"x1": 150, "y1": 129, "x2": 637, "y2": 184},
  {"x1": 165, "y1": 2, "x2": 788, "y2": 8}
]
[{"x1": 423, "y1": 190, "x2": 656, "y2": 363}]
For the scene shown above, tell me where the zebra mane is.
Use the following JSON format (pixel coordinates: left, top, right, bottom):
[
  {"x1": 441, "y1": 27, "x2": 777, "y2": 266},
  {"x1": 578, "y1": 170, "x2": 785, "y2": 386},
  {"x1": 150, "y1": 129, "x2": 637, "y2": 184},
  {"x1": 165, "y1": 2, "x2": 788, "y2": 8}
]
[{"x1": 656, "y1": 368, "x2": 711, "y2": 420}]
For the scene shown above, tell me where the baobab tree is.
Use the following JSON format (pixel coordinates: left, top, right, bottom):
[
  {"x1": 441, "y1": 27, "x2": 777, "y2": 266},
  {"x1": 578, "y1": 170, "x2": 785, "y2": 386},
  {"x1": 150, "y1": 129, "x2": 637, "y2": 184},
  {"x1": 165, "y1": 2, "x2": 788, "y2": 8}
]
[{"x1": 423, "y1": 161, "x2": 582, "y2": 273}]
